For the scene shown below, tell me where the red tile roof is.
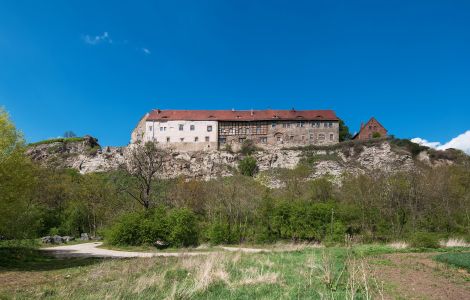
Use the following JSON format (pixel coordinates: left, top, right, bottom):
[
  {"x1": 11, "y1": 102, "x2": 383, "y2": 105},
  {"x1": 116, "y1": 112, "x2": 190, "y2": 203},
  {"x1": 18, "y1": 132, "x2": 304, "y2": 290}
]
[{"x1": 146, "y1": 109, "x2": 339, "y2": 122}]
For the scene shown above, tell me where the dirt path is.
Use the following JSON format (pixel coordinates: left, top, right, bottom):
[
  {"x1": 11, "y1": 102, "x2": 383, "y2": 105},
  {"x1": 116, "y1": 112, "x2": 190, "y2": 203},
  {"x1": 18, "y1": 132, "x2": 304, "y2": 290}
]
[
  {"x1": 42, "y1": 242, "x2": 269, "y2": 258},
  {"x1": 369, "y1": 252, "x2": 470, "y2": 300}
]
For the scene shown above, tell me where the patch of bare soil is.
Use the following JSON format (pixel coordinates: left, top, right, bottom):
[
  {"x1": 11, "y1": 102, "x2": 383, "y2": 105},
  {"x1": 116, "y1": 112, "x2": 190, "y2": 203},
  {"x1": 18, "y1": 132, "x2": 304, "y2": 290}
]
[{"x1": 369, "y1": 252, "x2": 470, "y2": 300}]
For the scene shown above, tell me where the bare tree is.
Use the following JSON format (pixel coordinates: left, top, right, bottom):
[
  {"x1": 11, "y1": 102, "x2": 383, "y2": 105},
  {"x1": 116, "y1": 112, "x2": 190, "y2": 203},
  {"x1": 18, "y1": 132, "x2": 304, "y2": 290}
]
[
  {"x1": 123, "y1": 142, "x2": 166, "y2": 209},
  {"x1": 64, "y1": 131, "x2": 77, "y2": 138}
]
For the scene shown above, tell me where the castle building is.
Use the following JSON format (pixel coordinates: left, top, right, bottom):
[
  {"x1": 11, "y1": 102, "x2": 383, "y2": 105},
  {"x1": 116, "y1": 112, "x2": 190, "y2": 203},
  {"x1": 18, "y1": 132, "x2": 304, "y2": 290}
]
[
  {"x1": 132, "y1": 109, "x2": 340, "y2": 151},
  {"x1": 353, "y1": 117, "x2": 387, "y2": 140}
]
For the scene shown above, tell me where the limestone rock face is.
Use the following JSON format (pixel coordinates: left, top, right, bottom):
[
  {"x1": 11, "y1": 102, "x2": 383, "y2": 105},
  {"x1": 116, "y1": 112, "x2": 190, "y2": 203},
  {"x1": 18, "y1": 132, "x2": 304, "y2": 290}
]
[{"x1": 27, "y1": 137, "x2": 459, "y2": 183}]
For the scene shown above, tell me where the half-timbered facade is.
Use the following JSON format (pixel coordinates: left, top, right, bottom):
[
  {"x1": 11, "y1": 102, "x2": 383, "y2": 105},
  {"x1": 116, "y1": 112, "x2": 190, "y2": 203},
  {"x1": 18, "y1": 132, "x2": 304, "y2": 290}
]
[{"x1": 132, "y1": 109, "x2": 340, "y2": 151}]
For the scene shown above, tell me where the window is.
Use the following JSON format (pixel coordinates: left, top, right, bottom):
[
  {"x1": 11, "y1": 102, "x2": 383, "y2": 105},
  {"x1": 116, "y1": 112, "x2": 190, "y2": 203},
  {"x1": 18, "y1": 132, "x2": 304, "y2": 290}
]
[
  {"x1": 324, "y1": 123, "x2": 328, "y2": 128},
  {"x1": 301, "y1": 135, "x2": 305, "y2": 140},
  {"x1": 260, "y1": 137, "x2": 267, "y2": 144},
  {"x1": 194, "y1": 137, "x2": 199, "y2": 142},
  {"x1": 328, "y1": 122, "x2": 332, "y2": 128},
  {"x1": 149, "y1": 126, "x2": 152, "y2": 131},
  {"x1": 316, "y1": 122, "x2": 320, "y2": 128},
  {"x1": 272, "y1": 122, "x2": 276, "y2": 128},
  {"x1": 180, "y1": 138, "x2": 184, "y2": 142},
  {"x1": 276, "y1": 136, "x2": 282, "y2": 142},
  {"x1": 179, "y1": 124, "x2": 184, "y2": 131},
  {"x1": 310, "y1": 134, "x2": 314, "y2": 140},
  {"x1": 160, "y1": 127, "x2": 164, "y2": 132},
  {"x1": 290, "y1": 136, "x2": 294, "y2": 141},
  {"x1": 166, "y1": 137, "x2": 170, "y2": 142},
  {"x1": 318, "y1": 134, "x2": 325, "y2": 141},
  {"x1": 190, "y1": 125, "x2": 195, "y2": 131},
  {"x1": 205, "y1": 136, "x2": 210, "y2": 142},
  {"x1": 207, "y1": 125, "x2": 213, "y2": 132},
  {"x1": 330, "y1": 134, "x2": 334, "y2": 141},
  {"x1": 239, "y1": 137, "x2": 246, "y2": 143},
  {"x1": 297, "y1": 121, "x2": 304, "y2": 127},
  {"x1": 219, "y1": 137, "x2": 226, "y2": 144}
]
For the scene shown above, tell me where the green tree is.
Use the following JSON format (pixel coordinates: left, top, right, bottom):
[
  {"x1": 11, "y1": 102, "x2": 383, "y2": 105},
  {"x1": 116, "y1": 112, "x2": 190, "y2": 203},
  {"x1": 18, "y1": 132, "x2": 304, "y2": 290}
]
[
  {"x1": 338, "y1": 119, "x2": 352, "y2": 142},
  {"x1": 238, "y1": 156, "x2": 258, "y2": 176},
  {"x1": 0, "y1": 108, "x2": 41, "y2": 239}
]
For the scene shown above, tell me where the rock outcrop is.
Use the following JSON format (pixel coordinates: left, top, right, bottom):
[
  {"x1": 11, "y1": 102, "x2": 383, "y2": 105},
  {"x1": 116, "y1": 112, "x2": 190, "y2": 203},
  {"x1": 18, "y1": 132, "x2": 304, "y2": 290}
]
[{"x1": 27, "y1": 136, "x2": 463, "y2": 184}]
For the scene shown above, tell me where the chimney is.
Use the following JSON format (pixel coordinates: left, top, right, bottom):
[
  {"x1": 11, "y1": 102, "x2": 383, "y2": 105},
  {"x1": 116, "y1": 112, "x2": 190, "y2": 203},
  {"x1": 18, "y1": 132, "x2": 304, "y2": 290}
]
[
  {"x1": 360, "y1": 122, "x2": 364, "y2": 129},
  {"x1": 250, "y1": 108, "x2": 254, "y2": 116}
]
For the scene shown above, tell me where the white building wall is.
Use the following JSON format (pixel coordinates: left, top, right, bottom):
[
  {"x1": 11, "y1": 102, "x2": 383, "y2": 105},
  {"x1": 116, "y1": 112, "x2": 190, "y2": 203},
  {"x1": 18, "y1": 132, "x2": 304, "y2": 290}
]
[{"x1": 144, "y1": 120, "x2": 218, "y2": 151}]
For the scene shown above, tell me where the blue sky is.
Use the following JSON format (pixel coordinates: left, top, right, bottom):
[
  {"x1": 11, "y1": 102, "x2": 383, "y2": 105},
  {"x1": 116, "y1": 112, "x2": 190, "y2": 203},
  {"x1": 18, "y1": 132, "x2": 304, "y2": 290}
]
[{"x1": 1, "y1": 0, "x2": 469, "y2": 146}]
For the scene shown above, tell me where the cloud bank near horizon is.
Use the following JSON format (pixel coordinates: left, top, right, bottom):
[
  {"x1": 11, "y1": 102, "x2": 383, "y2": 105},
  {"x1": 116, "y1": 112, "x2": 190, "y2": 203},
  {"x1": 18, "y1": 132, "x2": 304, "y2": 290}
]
[{"x1": 412, "y1": 131, "x2": 470, "y2": 155}]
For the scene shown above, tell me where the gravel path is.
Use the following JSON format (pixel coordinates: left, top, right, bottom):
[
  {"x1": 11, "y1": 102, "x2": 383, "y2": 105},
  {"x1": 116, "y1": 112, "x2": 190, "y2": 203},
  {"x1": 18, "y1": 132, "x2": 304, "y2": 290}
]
[{"x1": 42, "y1": 242, "x2": 269, "y2": 258}]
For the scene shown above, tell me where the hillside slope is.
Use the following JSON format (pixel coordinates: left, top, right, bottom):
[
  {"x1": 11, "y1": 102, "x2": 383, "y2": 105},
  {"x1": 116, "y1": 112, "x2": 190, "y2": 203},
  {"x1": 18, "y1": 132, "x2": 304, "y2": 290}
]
[{"x1": 26, "y1": 136, "x2": 467, "y2": 182}]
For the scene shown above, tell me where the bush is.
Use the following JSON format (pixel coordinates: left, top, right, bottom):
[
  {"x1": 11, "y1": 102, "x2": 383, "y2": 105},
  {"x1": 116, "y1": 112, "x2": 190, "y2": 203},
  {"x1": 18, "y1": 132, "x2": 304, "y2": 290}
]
[
  {"x1": 206, "y1": 220, "x2": 232, "y2": 245},
  {"x1": 240, "y1": 139, "x2": 257, "y2": 156},
  {"x1": 238, "y1": 156, "x2": 258, "y2": 176},
  {"x1": 372, "y1": 132, "x2": 381, "y2": 138},
  {"x1": 107, "y1": 212, "x2": 145, "y2": 246},
  {"x1": 106, "y1": 207, "x2": 198, "y2": 247},
  {"x1": 167, "y1": 208, "x2": 198, "y2": 247},
  {"x1": 409, "y1": 232, "x2": 440, "y2": 248}
]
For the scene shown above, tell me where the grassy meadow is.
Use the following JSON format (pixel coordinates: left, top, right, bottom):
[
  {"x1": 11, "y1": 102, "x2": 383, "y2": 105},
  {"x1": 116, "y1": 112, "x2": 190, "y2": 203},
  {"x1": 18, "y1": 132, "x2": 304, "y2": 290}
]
[{"x1": 2, "y1": 241, "x2": 470, "y2": 300}]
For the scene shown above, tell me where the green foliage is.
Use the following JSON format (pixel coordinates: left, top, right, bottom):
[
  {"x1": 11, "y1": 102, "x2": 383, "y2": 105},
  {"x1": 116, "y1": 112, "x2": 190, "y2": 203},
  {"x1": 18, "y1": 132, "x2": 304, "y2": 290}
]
[
  {"x1": 238, "y1": 156, "x2": 258, "y2": 176},
  {"x1": 0, "y1": 108, "x2": 43, "y2": 239},
  {"x1": 338, "y1": 119, "x2": 352, "y2": 142},
  {"x1": 28, "y1": 137, "x2": 85, "y2": 146},
  {"x1": 390, "y1": 138, "x2": 428, "y2": 157},
  {"x1": 206, "y1": 220, "x2": 232, "y2": 244},
  {"x1": 107, "y1": 212, "x2": 146, "y2": 246},
  {"x1": 167, "y1": 208, "x2": 198, "y2": 247},
  {"x1": 240, "y1": 139, "x2": 258, "y2": 155},
  {"x1": 435, "y1": 252, "x2": 470, "y2": 271},
  {"x1": 270, "y1": 201, "x2": 345, "y2": 241},
  {"x1": 106, "y1": 207, "x2": 198, "y2": 247},
  {"x1": 409, "y1": 232, "x2": 440, "y2": 248},
  {"x1": 372, "y1": 132, "x2": 381, "y2": 138}
]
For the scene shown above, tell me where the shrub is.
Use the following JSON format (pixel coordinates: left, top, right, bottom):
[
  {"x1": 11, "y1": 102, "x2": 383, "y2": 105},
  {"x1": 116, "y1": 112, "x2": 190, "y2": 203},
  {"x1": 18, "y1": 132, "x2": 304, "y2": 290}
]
[
  {"x1": 372, "y1": 132, "x2": 381, "y2": 138},
  {"x1": 240, "y1": 139, "x2": 258, "y2": 155},
  {"x1": 48, "y1": 227, "x2": 60, "y2": 236},
  {"x1": 409, "y1": 232, "x2": 440, "y2": 248},
  {"x1": 107, "y1": 212, "x2": 145, "y2": 246},
  {"x1": 167, "y1": 208, "x2": 198, "y2": 247},
  {"x1": 238, "y1": 156, "x2": 258, "y2": 176},
  {"x1": 206, "y1": 220, "x2": 231, "y2": 245}
]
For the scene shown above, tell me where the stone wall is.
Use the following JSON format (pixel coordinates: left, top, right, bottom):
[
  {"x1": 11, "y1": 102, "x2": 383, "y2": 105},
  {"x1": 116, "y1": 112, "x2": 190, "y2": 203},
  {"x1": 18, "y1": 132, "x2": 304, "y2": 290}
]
[{"x1": 220, "y1": 120, "x2": 339, "y2": 151}]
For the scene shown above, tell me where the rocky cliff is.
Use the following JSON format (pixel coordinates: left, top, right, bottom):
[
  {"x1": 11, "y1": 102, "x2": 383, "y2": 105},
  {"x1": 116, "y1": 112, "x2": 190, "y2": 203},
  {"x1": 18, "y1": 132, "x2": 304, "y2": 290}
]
[{"x1": 27, "y1": 136, "x2": 465, "y2": 184}]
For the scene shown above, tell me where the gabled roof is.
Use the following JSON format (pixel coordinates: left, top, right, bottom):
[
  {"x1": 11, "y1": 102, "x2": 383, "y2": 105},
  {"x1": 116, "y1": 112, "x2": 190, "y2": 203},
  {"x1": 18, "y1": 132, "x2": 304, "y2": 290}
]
[
  {"x1": 352, "y1": 117, "x2": 387, "y2": 139},
  {"x1": 146, "y1": 109, "x2": 339, "y2": 122}
]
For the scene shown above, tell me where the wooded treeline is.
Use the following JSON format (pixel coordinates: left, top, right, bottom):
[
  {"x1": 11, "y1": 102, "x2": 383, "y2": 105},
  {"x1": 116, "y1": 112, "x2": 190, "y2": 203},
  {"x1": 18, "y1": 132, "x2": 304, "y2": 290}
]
[{"x1": 1, "y1": 108, "x2": 470, "y2": 246}]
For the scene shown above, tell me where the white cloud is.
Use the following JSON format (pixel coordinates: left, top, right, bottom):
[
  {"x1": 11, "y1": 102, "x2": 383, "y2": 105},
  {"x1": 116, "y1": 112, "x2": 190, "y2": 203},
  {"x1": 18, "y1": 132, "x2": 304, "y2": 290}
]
[
  {"x1": 83, "y1": 32, "x2": 112, "y2": 45},
  {"x1": 410, "y1": 137, "x2": 442, "y2": 149},
  {"x1": 142, "y1": 48, "x2": 151, "y2": 55},
  {"x1": 412, "y1": 130, "x2": 470, "y2": 154}
]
